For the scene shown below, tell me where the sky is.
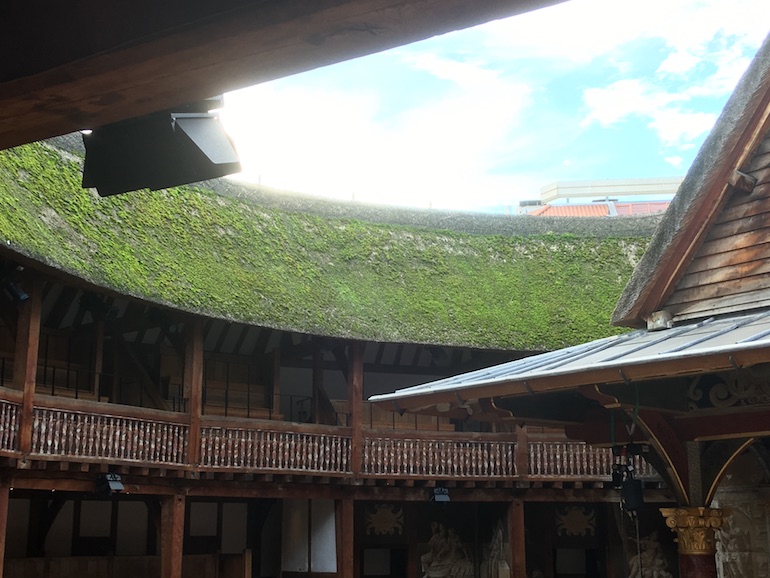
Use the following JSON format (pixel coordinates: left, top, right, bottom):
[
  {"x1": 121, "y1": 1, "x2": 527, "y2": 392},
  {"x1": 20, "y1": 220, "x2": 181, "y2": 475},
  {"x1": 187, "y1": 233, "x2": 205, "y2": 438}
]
[{"x1": 220, "y1": 0, "x2": 770, "y2": 213}]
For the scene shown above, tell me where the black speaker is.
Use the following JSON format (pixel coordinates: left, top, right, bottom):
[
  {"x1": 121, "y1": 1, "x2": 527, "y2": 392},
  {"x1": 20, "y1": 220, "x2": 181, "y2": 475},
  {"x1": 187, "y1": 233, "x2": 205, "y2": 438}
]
[{"x1": 622, "y1": 478, "x2": 644, "y2": 511}]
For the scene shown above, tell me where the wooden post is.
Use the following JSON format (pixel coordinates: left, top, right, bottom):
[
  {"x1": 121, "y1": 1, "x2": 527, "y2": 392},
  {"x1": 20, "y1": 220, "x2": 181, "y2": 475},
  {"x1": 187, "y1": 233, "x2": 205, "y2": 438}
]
[
  {"x1": 161, "y1": 494, "x2": 186, "y2": 578},
  {"x1": 347, "y1": 341, "x2": 363, "y2": 476},
  {"x1": 514, "y1": 425, "x2": 529, "y2": 478},
  {"x1": 271, "y1": 348, "x2": 281, "y2": 420},
  {"x1": 185, "y1": 318, "x2": 204, "y2": 466},
  {"x1": 14, "y1": 277, "x2": 42, "y2": 458},
  {"x1": 0, "y1": 484, "x2": 9, "y2": 577},
  {"x1": 337, "y1": 498, "x2": 354, "y2": 578},
  {"x1": 91, "y1": 319, "x2": 104, "y2": 397},
  {"x1": 660, "y1": 507, "x2": 722, "y2": 578},
  {"x1": 312, "y1": 345, "x2": 323, "y2": 424},
  {"x1": 508, "y1": 499, "x2": 527, "y2": 578}
]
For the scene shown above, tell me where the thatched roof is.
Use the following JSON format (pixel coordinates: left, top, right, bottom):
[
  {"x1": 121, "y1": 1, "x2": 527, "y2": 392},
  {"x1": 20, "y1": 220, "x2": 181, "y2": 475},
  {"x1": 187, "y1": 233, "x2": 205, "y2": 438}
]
[{"x1": 0, "y1": 138, "x2": 657, "y2": 350}]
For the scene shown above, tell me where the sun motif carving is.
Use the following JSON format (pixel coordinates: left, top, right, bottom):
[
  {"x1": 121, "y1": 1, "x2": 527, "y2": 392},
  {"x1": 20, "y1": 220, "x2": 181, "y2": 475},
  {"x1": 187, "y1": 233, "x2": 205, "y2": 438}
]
[
  {"x1": 365, "y1": 503, "x2": 404, "y2": 535},
  {"x1": 556, "y1": 506, "x2": 596, "y2": 536}
]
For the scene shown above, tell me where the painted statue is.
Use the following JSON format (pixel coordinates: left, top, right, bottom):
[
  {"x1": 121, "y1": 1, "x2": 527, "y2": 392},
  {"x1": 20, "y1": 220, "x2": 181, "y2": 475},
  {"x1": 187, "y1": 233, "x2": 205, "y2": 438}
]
[{"x1": 421, "y1": 522, "x2": 474, "y2": 578}]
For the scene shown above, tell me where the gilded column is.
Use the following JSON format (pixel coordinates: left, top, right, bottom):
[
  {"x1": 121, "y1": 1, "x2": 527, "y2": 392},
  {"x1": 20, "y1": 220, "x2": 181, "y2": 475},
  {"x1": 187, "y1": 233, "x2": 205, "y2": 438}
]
[{"x1": 660, "y1": 507, "x2": 723, "y2": 578}]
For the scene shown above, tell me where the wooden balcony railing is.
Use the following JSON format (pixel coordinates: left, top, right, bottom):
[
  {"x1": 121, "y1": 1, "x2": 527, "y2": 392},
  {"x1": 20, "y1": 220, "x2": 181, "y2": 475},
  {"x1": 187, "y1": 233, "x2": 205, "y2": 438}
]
[
  {"x1": 31, "y1": 407, "x2": 189, "y2": 465},
  {"x1": 363, "y1": 436, "x2": 516, "y2": 478},
  {"x1": 0, "y1": 387, "x2": 660, "y2": 483},
  {"x1": 0, "y1": 395, "x2": 20, "y2": 453},
  {"x1": 528, "y1": 441, "x2": 657, "y2": 480},
  {"x1": 199, "y1": 424, "x2": 350, "y2": 474}
]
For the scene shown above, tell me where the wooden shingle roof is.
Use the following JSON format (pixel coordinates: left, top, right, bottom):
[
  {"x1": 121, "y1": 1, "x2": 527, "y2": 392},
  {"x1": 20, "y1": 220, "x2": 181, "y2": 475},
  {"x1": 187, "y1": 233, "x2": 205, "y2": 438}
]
[{"x1": 612, "y1": 32, "x2": 770, "y2": 328}]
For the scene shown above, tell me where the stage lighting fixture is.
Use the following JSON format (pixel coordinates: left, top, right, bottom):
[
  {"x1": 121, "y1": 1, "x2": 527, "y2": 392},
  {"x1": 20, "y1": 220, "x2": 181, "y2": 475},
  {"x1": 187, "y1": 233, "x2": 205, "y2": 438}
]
[{"x1": 82, "y1": 97, "x2": 240, "y2": 196}]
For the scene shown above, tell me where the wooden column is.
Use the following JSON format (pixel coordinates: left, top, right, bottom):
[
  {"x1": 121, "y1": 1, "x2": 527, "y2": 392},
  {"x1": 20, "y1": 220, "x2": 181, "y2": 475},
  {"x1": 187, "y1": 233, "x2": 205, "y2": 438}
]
[
  {"x1": 508, "y1": 499, "x2": 527, "y2": 578},
  {"x1": 347, "y1": 341, "x2": 363, "y2": 476},
  {"x1": 271, "y1": 348, "x2": 281, "y2": 420},
  {"x1": 660, "y1": 507, "x2": 722, "y2": 578},
  {"x1": 312, "y1": 345, "x2": 323, "y2": 424},
  {"x1": 161, "y1": 494, "x2": 186, "y2": 578},
  {"x1": 184, "y1": 318, "x2": 204, "y2": 466},
  {"x1": 0, "y1": 484, "x2": 9, "y2": 577},
  {"x1": 337, "y1": 498, "x2": 355, "y2": 578},
  {"x1": 514, "y1": 425, "x2": 529, "y2": 477},
  {"x1": 13, "y1": 278, "x2": 42, "y2": 458},
  {"x1": 90, "y1": 319, "x2": 104, "y2": 397}
]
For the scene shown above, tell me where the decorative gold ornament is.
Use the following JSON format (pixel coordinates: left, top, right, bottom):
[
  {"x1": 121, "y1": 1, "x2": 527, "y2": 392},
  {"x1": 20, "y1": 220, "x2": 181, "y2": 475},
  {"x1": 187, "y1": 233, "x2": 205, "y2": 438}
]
[
  {"x1": 660, "y1": 507, "x2": 724, "y2": 555},
  {"x1": 365, "y1": 503, "x2": 404, "y2": 535},
  {"x1": 556, "y1": 506, "x2": 596, "y2": 536}
]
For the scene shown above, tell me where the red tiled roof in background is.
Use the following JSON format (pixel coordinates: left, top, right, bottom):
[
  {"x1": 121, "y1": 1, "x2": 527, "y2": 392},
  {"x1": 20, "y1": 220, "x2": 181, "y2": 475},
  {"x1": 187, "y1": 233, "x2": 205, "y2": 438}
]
[
  {"x1": 529, "y1": 204, "x2": 609, "y2": 217},
  {"x1": 528, "y1": 201, "x2": 670, "y2": 217},
  {"x1": 614, "y1": 201, "x2": 670, "y2": 215}
]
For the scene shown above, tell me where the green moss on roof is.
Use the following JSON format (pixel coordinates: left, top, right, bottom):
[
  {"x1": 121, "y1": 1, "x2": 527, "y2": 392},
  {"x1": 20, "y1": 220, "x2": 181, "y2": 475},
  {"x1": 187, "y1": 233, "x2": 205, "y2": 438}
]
[{"x1": 0, "y1": 141, "x2": 650, "y2": 350}]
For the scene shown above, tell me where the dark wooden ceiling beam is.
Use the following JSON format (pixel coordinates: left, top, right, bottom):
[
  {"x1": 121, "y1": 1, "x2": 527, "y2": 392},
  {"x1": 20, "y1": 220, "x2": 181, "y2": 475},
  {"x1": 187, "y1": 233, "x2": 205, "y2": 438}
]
[{"x1": 0, "y1": 0, "x2": 563, "y2": 150}]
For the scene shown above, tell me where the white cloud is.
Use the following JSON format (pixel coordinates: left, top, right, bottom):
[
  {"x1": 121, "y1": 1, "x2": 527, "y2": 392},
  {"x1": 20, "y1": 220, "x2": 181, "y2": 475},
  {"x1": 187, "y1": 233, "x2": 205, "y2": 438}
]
[
  {"x1": 483, "y1": 0, "x2": 770, "y2": 67},
  {"x1": 649, "y1": 109, "x2": 717, "y2": 147},
  {"x1": 223, "y1": 57, "x2": 537, "y2": 210},
  {"x1": 581, "y1": 78, "x2": 717, "y2": 147},
  {"x1": 581, "y1": 79, "x2": 680, "y2": 127},
  {"x1": 222, "y1": 0, "x2": 770, "y2": 211}
]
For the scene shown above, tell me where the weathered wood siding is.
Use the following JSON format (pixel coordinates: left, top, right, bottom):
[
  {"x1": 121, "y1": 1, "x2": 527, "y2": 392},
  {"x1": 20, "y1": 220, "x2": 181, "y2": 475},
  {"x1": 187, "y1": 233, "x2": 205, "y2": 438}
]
[{"x1": 666, "y1": 135, "x2": 770, "y2": 321}]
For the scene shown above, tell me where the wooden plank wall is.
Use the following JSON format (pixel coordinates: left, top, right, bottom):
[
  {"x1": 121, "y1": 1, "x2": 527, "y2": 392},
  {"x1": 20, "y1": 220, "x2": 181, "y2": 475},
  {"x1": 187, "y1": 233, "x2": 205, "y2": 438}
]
[{"x1": 666, "y1": 135, "x2": 770, "y2": 321}]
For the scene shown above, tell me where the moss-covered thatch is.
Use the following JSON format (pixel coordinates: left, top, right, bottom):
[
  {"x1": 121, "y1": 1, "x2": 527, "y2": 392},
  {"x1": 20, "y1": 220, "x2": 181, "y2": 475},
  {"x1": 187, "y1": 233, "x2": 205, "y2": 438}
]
[{"x1": 0, "y1": 140, "x2": 654, "y2": 350}]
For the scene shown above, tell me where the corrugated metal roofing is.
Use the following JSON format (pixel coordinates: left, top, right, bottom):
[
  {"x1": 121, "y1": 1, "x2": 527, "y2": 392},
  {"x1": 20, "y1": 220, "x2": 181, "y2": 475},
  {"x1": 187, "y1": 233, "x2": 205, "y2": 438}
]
[{"x1": 369, "y1": 310, "x2": 770, "y2": 406}]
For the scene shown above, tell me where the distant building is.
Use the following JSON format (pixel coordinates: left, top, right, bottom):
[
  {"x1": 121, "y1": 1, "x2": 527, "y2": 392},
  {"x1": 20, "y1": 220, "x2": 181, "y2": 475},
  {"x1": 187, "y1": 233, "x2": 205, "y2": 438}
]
[{"x1": 519, "y1": 176, "x2": 681, "y2": 216}]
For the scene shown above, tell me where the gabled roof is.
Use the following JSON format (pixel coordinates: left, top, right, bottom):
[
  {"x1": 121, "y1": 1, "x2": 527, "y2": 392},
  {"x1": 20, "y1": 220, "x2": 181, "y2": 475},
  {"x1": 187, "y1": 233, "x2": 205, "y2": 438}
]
[{"x1": 612, "y1": 32, "x2": 770, "y2": 328}]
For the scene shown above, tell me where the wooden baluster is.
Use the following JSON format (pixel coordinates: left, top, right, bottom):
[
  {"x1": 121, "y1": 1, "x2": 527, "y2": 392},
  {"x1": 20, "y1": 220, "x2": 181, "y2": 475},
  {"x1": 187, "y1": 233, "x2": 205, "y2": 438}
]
[
  {"x1": 200, "y1": 427, "x2": 211, "y2": 466},
  {"x1": 0, "y1": 403, "x2": 5, "y2": 448},
  {"x1": 199, "y1": 427, "x2": 207, "y2": 466},
  {"x1": 262, "y1": 431, "x2": 270, "y2": 469},
  {"x1": 36, "y1": 408, "x2": 43, "y2": 455},
  {"x1": 116, "y1": 417, "x2": 123, "y2": 460}
]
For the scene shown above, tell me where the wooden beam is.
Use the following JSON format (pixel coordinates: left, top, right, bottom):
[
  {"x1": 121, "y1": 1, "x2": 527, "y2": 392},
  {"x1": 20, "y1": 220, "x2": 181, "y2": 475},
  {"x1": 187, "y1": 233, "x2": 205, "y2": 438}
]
[
  {"x1": 348, "y1": 341, "x2": 364, "y2": 476},
  {"x1": 312, "y1": 344, "x2": 324, "y2": 424},
  {"x1": 508, "y1": 499, "x2": 527, "y2": 578},
  {"x1": 0, "y1": 0, "x2": 563, "y2": 150},
  {"x1": 635, "y1": 410, "x2": 690, "y2": 505},
  {"x1": 91, "y1": 319, "x2": 104, "y2": 396},
  {"x1": 672, "y1": 409, "x2": 770, "y2": 441},
  {"x1": 0, "y1": 485, "x2": 9, "y2": 577},
  {"x1": 185, "y1": 318, "x2": 204, "y2": 466},
  {"x1": 14, "y1": 277, "x2": 42, "y2": 458},
  {"x1": 271, "y1": 348, "x2": 281, "y2": 420},
  {"x1": 728, "y1": 169, "x2": 758, "y2": 193},
  {"x1": 160, "y1": 494, "x2": 186, "y2": 578},
  {"x1": 514, "y1": 425, "x2": 529, "y2": 476},
  {"x1": 337, "y1": 498, "x2": 354, "y2": 578}
]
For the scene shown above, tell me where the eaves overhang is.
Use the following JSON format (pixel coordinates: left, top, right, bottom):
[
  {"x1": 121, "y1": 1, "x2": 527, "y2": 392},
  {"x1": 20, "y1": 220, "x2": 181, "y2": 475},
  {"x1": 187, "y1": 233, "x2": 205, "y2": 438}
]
[{"x1": 370, "y1": 310, "x2": 770, "y2": 414}]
